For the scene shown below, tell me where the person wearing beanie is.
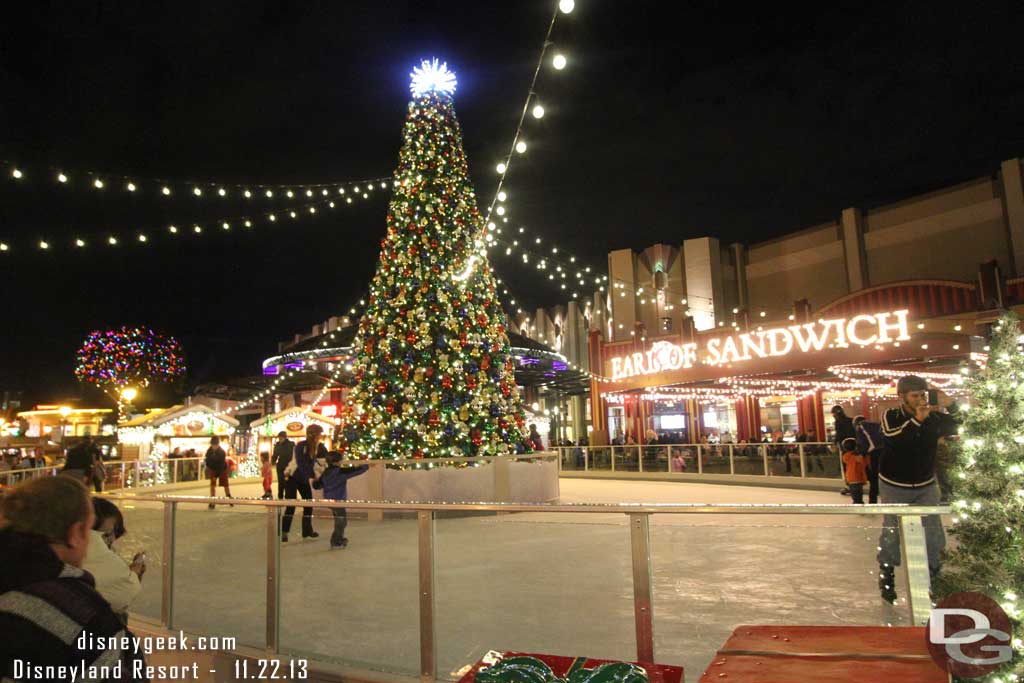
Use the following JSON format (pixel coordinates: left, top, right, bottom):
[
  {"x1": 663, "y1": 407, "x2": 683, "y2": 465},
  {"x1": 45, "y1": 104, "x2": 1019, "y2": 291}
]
[{"x1": 875, "y1": 374, "x2": 957, "y2": 603}]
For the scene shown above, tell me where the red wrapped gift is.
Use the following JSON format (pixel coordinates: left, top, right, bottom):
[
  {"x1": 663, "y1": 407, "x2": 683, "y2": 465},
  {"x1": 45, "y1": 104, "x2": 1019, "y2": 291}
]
[
  {"x1": 456, "y1": 651, "x2": 683, "y2": 683},
  {"x1": 699, "y1": 625, "x2": 947, "y2": 683}
]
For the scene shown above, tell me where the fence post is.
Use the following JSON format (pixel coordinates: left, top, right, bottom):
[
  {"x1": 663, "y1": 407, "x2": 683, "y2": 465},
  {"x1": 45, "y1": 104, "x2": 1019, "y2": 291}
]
[
  {"x1": 583, "y1": 448, "x2": 589, "y2": 471},
  {"x1": 611, "y1": 446, "x2": 616, "y2": 472},
  {"x1": 418, "y1": 511, "x2": 437, "y2": 683},
  {"x1": 900, "y1": 515, "x2": 933, "y2": 625},
  {"x1": 799, "y1": 445, "x2": 807, "y2": 478},
  {"x1": 367, "y1": 463, "x2": 384, "y2": 522},
  {"x1": 638, "y1": 445, "x2": 644, "y2": 473},
  {"x1": 266, "y1": 507, "x2": 281, "y2": 652},
  {"x1": 762, "y1": 445, "x2": 769, "y2": 476},
  {"x1": 697, "y1": 445, "x2": 703, "y2": 474},
  {"x1": 493, "y1": 457, "x2": 511, "y2": 503},
  {"x1": 628, "y1": 513, "x2": 655, "y2": 663},
  {"x1": 728, "y1": 445, "x2": 735, "y2": 475},
  {"x1": 160, "y1": 501, "x2": 177, "y2": 629}
]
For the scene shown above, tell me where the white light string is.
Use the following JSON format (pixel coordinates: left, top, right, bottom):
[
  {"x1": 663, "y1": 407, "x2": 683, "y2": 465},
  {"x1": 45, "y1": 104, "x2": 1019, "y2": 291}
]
[
  {"x1": 3, "y1": 160, "x2": 390, "y2": 197},
  {"x1": 0, "y1": 190, "x2": 389, "y2": 253}
]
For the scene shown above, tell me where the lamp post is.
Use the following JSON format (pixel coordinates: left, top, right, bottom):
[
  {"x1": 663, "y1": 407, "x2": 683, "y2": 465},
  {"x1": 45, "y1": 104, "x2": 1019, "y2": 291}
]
[
  {"x1": 58, "y1": 406, "x2": 71, "y2": 458},
  {"x1": 119, "y1": 387, "x2": 138, "y2": 423}
]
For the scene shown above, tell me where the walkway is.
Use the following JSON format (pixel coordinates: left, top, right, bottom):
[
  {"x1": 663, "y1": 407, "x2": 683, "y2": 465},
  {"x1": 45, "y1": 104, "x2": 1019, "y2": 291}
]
[{"x1": 115, "y1": 478, "x2": 916, "y2": 680}]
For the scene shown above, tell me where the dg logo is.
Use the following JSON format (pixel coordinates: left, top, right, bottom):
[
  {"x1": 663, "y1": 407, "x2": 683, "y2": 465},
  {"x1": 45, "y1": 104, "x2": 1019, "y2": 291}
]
[{"x1": 926, "y1": 591, "x2": 1014, "y2": 678}]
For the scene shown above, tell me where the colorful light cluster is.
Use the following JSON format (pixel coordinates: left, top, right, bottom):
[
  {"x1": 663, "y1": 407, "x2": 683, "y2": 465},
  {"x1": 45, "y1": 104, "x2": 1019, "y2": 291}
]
[
  {"x1": 345, "y1": 73, "x2": 528, "y2": 460},
  {"x1": 75, "y1": 326, "x2": 185, "y2": 388}
]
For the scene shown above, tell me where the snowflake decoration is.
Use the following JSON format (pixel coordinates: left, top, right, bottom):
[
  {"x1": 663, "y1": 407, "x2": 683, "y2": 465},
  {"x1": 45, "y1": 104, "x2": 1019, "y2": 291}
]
[{"x1": 410, "y1": 58, "x2": 457, "y2": 97}]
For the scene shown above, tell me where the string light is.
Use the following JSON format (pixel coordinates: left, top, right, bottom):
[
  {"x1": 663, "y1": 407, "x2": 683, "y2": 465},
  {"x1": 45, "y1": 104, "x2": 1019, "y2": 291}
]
[{"x1": 5, "y1": 193, "x2": 384, "y2": 253}]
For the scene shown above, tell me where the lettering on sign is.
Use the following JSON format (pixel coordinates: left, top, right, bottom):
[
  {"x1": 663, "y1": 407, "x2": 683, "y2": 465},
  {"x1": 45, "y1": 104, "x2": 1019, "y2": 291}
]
[{"x1": 609, "y1": 310, "x2": 911, "y2": 382}]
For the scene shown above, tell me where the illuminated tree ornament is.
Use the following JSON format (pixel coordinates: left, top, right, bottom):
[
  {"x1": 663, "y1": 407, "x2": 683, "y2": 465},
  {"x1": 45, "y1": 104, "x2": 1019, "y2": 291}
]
[{"x1": 409, "y1": 58, "x2": 457, "y2": 97}]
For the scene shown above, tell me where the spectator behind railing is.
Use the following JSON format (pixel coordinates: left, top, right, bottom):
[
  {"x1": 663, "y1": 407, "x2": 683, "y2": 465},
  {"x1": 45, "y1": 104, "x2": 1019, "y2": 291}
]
[
  {"x1": 0, "y1": 476, "x2": 147, "y2": 680},
  {"x1": 84, "y1": 497, "x2": 145, "y2": 623}
]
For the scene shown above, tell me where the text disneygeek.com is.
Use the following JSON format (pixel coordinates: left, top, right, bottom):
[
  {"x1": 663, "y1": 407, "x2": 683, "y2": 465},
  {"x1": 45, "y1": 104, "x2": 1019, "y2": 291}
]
[{"x1": 6, "y1": 630, "x2": 316, "y2": 681}]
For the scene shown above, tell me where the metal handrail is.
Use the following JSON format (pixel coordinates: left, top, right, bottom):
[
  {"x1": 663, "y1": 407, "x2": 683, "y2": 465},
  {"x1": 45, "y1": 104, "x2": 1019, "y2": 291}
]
[
  {"x1": 551, "y1": 442, "x2": 845, "y2": 480},
  {"x1": 113, "y1": 492, "x2": 947, "y2": 515},
  {"x1": 113, "y1": 491, "x2": 944, "y2": 681}
]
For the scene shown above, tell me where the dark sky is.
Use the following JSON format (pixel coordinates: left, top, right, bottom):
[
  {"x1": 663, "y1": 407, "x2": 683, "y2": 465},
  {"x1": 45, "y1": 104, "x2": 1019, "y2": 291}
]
[{"x1": 1, "y1": 1, "x2": 1023, "y2": 406}]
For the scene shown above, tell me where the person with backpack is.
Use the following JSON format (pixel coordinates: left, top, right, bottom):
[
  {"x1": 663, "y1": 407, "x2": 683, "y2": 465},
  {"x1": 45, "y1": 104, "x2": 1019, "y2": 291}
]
[
  {"x1": 312, "y1": 451, "x2": 368, "y2": 549},
  {"x1": 204, "y1": 436, "x2": 232, "y2": 510}
]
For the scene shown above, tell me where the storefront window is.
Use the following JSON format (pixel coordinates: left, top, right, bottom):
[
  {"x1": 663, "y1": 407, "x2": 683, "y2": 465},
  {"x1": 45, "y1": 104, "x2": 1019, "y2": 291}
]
[{"x1": 607, "y1": 406, "x2": 625, "y2": 441}]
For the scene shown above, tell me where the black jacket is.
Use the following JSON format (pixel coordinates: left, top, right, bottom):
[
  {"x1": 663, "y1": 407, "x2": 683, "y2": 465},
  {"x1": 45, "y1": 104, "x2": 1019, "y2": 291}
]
[
  {"x1": 63, "y1": 442, "x2": 98, "y2": 472},
  {"x1": 0, "y1": 530, "x2": 148, "y2": 680},
  {"x1": 271, "y1": 440, "x2": 295, "y2": 472},
  {"x1": 313, "y1": 462, "x2": 368, "y2": 500},
  {"x1": 204, "y1": 446, "x2": 227, "y2": 474},
  {"x1": 880, "y1": 407, "x2": 957, "y2": 486}
]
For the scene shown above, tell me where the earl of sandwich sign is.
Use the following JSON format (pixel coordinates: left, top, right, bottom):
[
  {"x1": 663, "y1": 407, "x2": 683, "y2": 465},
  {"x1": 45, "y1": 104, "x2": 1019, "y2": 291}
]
[{"x1": 606, "y1": 309, "x2": 912, "y2": 390}]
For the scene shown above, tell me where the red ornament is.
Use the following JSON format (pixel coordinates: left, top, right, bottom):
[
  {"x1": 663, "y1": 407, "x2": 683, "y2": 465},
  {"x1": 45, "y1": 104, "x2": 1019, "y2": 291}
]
[
  {"x1": 481, "y1": 356, "x2": 491, "y2": 370},
  {"x1": 471, "y1": 429, "x2": 482, "y2": 446},
  {"x1": 442, "y1": 374, "x2": 452, "y2": 389},
  {"x1": 466, "y1": 375, "x2": 477, "y2": 390},
  {"x1": 425, "y1": 367, "x2": 435, "y2": 377},
  {"x1": 429, "y1": 411, "x2": 439, "y2": 426},
  {"x1": 406, "y1": 331, "x2": 418, "y2": 344},
  {"x1": 386, "y1": 403, "x2": 396, "y2": 414}
]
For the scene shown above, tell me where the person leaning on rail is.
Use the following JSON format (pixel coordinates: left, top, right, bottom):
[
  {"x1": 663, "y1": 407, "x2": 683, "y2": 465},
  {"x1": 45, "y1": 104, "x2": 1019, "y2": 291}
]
[
  {"x1": 0, "y1": 476, "x2": 148, "y2": 680},
  {"x1": 875, "y1": 375, "x2": 958, "y2": 604}
]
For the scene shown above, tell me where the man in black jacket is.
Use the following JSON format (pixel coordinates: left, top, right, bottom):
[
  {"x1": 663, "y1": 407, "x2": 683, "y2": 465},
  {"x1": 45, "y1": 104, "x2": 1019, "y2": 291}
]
[
  {"x1": 270, "y1": 432, "x2": 294, "y2": 500},
  {"x1": 876, "y1": 375, "x2": 957, "y2": 603},
  {"x1": 0, "y1": 476, "x2": 148, "y2": 680}
]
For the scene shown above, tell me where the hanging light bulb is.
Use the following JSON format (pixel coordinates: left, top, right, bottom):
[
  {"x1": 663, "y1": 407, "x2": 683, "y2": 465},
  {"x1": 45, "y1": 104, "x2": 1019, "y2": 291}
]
[
  {"x1": 559, "y1": 0, "x2": 575, "y2": 13},
  {"x1": 57, "y1": 172, "x2": 68, "y2": 183},
  {"x1": 496, "y1": 162, "x2": 507, "y2": 174},
  {"x1": 497, "y1": 190, "x2": 507, "y2": 201},
  {"x1": 532, "y1": 104, "x2": 545, "y2": 119},
  {"x1": 552, "y1": 54, "x2": 567, "y2": 70},
  {"x1": 516, "y1": 140, "x2": 527, "y2": 153}
]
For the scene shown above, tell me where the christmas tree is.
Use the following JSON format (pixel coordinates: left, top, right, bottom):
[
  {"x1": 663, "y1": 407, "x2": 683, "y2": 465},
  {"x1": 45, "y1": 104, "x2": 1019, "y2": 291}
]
[
  {"x1": 345, "y1": 59, "x2": 527, "y2": 460},
  {"x1": 935, "y1": 312, "x2": 1023, "y2": 681}
]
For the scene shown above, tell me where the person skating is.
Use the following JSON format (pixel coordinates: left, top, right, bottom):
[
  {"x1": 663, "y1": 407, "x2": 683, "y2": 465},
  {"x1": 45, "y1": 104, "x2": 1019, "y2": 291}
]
[
  {"x1": 204, "y1": 436, "x2": 232, "y2": 509},
  {"x1": 270, "y1": 431, "x2": 294, "y2": 499},
  {"x1": 281, "y1": 424, "x2": 328, "y2": 542},
  {"x1": 312, "y1": 451, "x2": 368, "y2": 549},
  {"x1": 260, "y1": 452, "x2": 273, "y2": 500},
  {"x1": 876, "y1": 375, "x2": 957, "y2": 603},
  {"x1": 853, "y1": 415, "x2": 884, "y2": 504},
  {"x1": 831, "y1": 406, "x2": 856, "y2": 495},
  {"x1": 840, "y1": 438, "x2": 867, "y2": 504}
]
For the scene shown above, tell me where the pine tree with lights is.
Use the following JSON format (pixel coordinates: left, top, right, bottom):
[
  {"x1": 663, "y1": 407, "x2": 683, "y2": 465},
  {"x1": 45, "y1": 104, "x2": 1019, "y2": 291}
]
[
  {"x1": 346, "y1": 59, "x2": 528, "y2": 460},
  {"x1": 935, "y1": 312, "x2": 1023, "y2": 681}
]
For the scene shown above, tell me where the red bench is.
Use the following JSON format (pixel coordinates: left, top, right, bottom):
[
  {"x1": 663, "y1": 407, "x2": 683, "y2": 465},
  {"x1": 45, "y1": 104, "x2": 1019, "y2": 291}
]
[{"x1": 699, "y1": 626, "x2": 948, "y2": 682}]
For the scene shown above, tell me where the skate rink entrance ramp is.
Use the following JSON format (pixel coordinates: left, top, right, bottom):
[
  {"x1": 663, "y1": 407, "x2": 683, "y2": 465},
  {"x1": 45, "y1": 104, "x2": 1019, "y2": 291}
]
[{"x1": 111, "y1": 480, "x2": 947, "y2": 682}]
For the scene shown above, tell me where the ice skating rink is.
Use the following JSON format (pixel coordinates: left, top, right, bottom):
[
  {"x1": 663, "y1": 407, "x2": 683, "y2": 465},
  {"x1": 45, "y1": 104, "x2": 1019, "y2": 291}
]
[{"x1": 116, "y1": 479, "x2": 921, "y2": 679}]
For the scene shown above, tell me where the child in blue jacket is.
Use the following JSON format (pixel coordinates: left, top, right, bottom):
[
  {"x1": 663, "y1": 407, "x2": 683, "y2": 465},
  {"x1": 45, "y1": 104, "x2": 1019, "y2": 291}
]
[{"x1": 312, "y1": 451, "x2": 369, "y2": 549}]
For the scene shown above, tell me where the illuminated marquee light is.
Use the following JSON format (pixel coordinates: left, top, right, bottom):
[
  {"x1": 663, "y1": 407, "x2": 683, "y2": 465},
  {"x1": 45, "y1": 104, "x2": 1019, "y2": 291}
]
[
  {"x1": 828, "y1": 364, "x2": 967, "y2": 389},
  {"x1": 610, "y1": 310, "x2": 912, "y2": 382}
]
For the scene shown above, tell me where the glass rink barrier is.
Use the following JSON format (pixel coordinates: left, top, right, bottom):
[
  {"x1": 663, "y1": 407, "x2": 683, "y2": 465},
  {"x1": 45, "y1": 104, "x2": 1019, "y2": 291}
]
[
  {"x1": 0, "y1": 456, "x2": 232, "y2": 490},
  {"x1": 107, "y1": 490, "x2": 947, "y2": 681},
  {"x1": 555, "y1": 442, "x2": 844, "y2": 481}
]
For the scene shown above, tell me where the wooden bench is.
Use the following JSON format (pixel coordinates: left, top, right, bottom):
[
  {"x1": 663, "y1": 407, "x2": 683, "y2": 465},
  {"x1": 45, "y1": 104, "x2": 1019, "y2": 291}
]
[{"x1": 699, "y1": 625, "x2": 949, "y2": 682}]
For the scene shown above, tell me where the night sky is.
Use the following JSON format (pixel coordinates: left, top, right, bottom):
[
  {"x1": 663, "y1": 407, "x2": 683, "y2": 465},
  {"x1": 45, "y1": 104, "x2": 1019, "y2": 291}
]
[{"x1": 1, "y1": 1, "x2": 1022, "y2": 407}]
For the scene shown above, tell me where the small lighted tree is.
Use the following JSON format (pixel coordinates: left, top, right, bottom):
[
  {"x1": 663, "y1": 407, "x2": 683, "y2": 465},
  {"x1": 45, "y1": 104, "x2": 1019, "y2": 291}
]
[
  {"x1": 935, "y1": 312, "x2": 1023, "y2": 682},
  {"x1": 75, "y1": 326, "x2": 186, "y2": 418}
]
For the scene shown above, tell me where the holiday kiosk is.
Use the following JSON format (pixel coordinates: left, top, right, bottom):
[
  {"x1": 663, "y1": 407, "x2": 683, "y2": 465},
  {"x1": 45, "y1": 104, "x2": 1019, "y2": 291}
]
[
  {"x1": 118, "y1": 404, "x2": 239, "y2": 461},
  {"x1": 249, "y1": 407, "x2": 336, "y2": 456},
  {"x1": 341, "y1": 60, "x2": 557, "y2": 504}
]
